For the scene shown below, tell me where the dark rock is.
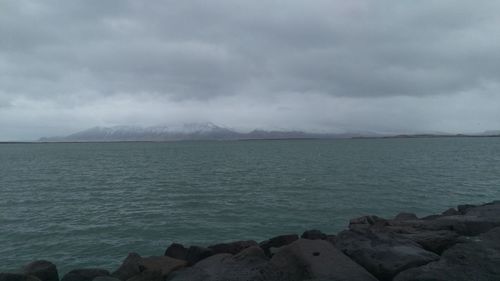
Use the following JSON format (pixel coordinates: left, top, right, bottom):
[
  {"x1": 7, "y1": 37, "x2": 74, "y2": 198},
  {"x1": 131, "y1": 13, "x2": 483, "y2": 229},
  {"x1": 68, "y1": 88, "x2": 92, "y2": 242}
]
[
  {"x1": 167, "y1": 249, "x2": 269, "y2": 281},
  {"x1": 207, "y1": 240, "x2": 258, "y2": 255},
  {"x1": 349, "y1": 215, "x2": 388, "y2": 227},
  {"x1": 185, "y1": 246, "x2": 215, "y2": 266},
  {"x1": 22, "y1": 260, "x2": 59, "y2": 281},
  {"x1": 394, "y1": 226, "x2": 500, "y2": 281},
  {"x1": 164, "y1": 243, "x2": 188, "y2": 261},
  {"x1": 259, "y1": 234, "x2": 298, "y2": 256},
  {"x1": 301, "y1": 229, "x2": 327, "y2": 240},
  {"x1": 139, "y1": 256, "x2": 186, "y2": 277},
  {"x1": 325, "y1": 234, "x2": 337, "y2": 245},
  {"x1": 336, "y1": 228, "x2": 439, "y2": 280},
  {"x1": 260, "y1": 239, "x2": 378, "y2": 281},
  {"x1": 111, "y1": 253, "x2": 142, "y2": 281},
  {"x1": 394, "y1": 212, "x2": 418, "y2": 221},
  {"x1": 112, "y1": 253, "x2": 186, "y2": 280},
  {"x1": 61, "y1": 269, "x2": 109, "y2": 281},
  {"x1": 442, "y1": 207, "x2": 460, "y2": 216},
  {"x1": 457, "y1": 204, "x2": 476, "y2": 214},
  {"x1": 92, "y1": 277, "x2": 120, "y2": 281},
  {"x1": 125, "y1": 271, "x2": 162, "y2": 281},
  {"x1": 398, "y1": 229, "x2": 461, "y2": 254},
  {"x1": 0, "y1": 274, "x2": 41, "y2": 281}
]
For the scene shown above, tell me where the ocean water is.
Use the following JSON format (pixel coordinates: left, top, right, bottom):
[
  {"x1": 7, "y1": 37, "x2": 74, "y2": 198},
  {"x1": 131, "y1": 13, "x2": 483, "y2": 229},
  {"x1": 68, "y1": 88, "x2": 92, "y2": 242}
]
[{"x1": 1, "y1": 138, "x2": 499, "y2": 273}]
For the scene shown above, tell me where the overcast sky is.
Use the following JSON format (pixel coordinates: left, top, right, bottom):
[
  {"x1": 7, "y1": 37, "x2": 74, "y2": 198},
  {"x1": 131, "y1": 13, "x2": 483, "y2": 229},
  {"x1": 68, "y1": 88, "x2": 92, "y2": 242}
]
[{"x1": 1, "y1": 0, "x2": 500, "y2": 140}]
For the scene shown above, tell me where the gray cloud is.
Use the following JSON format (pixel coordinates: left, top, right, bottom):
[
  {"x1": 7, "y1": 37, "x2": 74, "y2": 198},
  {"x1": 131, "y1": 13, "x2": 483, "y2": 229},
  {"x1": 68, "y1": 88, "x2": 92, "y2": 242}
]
[{"x1": 1, "y1": 0, "x2": 500, "y2": 140}]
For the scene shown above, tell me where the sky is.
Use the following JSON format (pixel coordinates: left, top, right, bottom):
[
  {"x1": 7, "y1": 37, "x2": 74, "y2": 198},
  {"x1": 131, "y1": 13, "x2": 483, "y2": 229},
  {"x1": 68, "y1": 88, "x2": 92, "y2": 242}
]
[{"x1": 1, "y1": 0, "x2": 500, "y2": 140}]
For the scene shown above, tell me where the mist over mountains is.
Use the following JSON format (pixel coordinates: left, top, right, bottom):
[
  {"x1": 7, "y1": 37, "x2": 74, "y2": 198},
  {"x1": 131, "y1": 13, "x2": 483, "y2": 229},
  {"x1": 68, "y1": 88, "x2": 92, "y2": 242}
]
[{"x1": 38, "y1": 122, "x2": 377, "y2": 142}]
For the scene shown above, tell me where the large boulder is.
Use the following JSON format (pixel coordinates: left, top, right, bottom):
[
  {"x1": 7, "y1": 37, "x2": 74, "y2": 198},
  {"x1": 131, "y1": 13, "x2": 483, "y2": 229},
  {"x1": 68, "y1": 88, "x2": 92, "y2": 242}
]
[
  {"x1": 259, "y1": 234, "x2": 298, "y2": 256},
  {"x1": 336, "y1": 228, "x2": 439, "y2": 280},
  {"x1": 164, "y1": 243, "x2": 188, "y2": 261},
  {"x1": 0, "y1": 274, "x2": 41, "y2": 281},
  {"x1": 22, "y1": 261, "x2": 59, "y2": 281},
  {"x1": 301, "y1": 229, "x2": 327, "y2": 240},
  {"x1": 167, "y1": 246, "x2": 269, "y2": 281},
  {"x1": 125, "y1": 271, "x2": 162, "y2": 281},
  {"x1": 260, "y1": 239, "x2": 377, "y2": 281},
  {"x1": 61, "y1": 269, "x2": 109, "y2": 281},
  {"x1": 112, "y1": 253, "x2": 186, "y2": 280},
  {"x1": 394, "y1": 226, "x2": 500, "y2": 281},
  {"x1": 207, "y1": 240, "x2": 258, "y2": 255},
  {"x1": 185, "y1": 246, "x2": 215, "y2": 266}
]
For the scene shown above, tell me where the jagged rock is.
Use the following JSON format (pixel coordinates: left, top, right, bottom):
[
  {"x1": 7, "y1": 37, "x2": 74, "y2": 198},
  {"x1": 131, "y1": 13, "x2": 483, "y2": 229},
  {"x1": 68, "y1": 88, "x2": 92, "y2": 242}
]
[
  {"x1": 61, "y1": 269, "x2": 109, "y2": 281},
  {"x1": 394, "y1": 213, "x2": 418, "y2": 221},
  {"x1": 185, "y1": 246, "x2": 215, "y2": 265},
  {"x1": 457, "y1": 204, "x2": 476, "y2": 214},
  {"x1": 260, "y1": 239, "x2": 378, "y2": 281},
  {"x1": 0, "y1": 274, "x2": 41, "y2": 281},
  {"x1": 301, "y1": 229, "x2": 327, "y2": 240},
  {"x1": 398, "y1": 229, "x2": 461, "y2": 254},
  {"x1": 92, "y1": 277, "x2": 120, "y2": 281},
  {"x1": 349, "y1": 215, "x2": 388, "y2": 227},
  {"x1": 164, "y1": 243, "x2": 188, "y2": 260},
  {"x1": 259, "y1": 234, "x2": 298, "y2": 256},
  {"x1": 394, "y1": 227, "x2": 500, "y2": 281},
  {"x1": 22, "y1": 261, "x2": 59, "y2": 281},
  {"x1": 207, "y1": 240, "x2": 258, "y2": 255},
  {"x1": 442, "y1": 208, "x2": 460, "y2": 216},
  {"x1": 336, "y1": 228, "x2": 439, "y2": 280},
  {"x1": 167, "y1": 249, "x2": 269, "y2": 281},
  {"x1": 112, "y1": 253, "x2": 142, "y2": 281},
  {"x1": 112, "y1": 253, "x2": 186, "y2": 280}
]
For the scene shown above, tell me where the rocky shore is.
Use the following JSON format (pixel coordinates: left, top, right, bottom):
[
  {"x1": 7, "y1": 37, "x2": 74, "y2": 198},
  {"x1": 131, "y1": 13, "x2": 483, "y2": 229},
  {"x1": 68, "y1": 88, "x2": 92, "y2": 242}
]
[{"x1": 2, "y1": 201, "x2": 500, "y2": 281}]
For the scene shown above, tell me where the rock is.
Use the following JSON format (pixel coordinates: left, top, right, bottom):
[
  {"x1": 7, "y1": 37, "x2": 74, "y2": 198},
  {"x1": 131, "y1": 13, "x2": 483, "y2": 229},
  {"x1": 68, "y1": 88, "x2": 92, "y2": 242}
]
[
  {"x1": 22, "y1": 260, "x2": 59, "y2": 281},
  {"x1": 167, "y1": 250, "x2": 268, "y2": 281},
  {"x1": 457, "y1": 204, "x2": 476, "y2": 214},
  {"x1": 394, "y1": 226, "x2": 500, "y2": 281},
  {"x1": 111, "y1": 253, "x2": 142, "y2": 281},
  {"x1": 0, "y1": 274, "x2": 41, "y2": 281},
  {"x1": 125, "y1": 271, "x2": 162, "y2": 281},
  {"x1": 394, "y1": 212, "x2": 418, "y2": 221},
  {"x1": 139, "y1": 256, "x2": 186, "y2": 277},
  {"x1": 259, "y1": 234, "x2": 298, "y2": 256},
  {"x1": 112, "y1": 253, "x2": 186, "y2": 280},
  {"x1": 398, "y1": 229, "x2": 461, "y2": 254},
  {"x1": 350, "y1": 215, "x2": 387, "y2": 226},
  {"x1": 207, "y1": 240, "x2": 258, "y2": 255},
  {"x1": 164, "y1": 243, "x2": 188, "y2": 260},
  {"x1": 442, "y1": 208, "x2": 460, "y2": 216},
  {"x1": 336, "y1": 228, "x2": 439, "y2": 280},
  {"x1": 61, "y1": 269, "x2": 109, "y2": 281},
  {"x1": 185, "y1": 246, "x2": 215, "y2": 266},
  {"x1": 92, "y1": 277, "x2": 120, "y2": 281},
  {"x1": 301, "y1": 229, "x2": 327, "y2": 240},
  {"x1": 260, "y1": 239, "x2": 378, "y2": 281}
]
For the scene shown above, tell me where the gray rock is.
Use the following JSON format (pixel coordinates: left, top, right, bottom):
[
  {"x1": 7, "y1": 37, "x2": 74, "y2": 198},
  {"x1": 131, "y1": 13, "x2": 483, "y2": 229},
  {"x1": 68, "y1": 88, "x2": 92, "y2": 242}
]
[
  {"x1": 259, "y1": 234, "x2": 299, "y2": 256},
  {"x1": 22, "y1": 261, "x2": 59, "y2": 281},
  {"x1": 168, "y1": 249, "x2": 269, "y2": 281},
  {"x1": 336, "y1": 229, "x2": 439, "y2": 280},
  {"x1": 112, "y1": 253, "x2": 186, "y2": 280},
  {"x1": 125, "y1": 271, "x2": 162, "y2": 281},
  {"x1": 394, "y1": 213, "x2": 418, "y2": 221},
  {"x1": 441, "y1": 208, "x2": 460, "y2": 216},
  {"x1": 207, "y1": 240, "x2": 258, "y2": 255},
  {"x1": 260, "y1": 239, "x2": 378, "y2": 281},
  {"x1": 457, "y1": 204, "x2": 476, "y2": 214},
  {"x1": 111, "y1": 253, "x2": 142, "y2": 281},
  {"x1": 164, "y1": 243, "x2": 188, "y2": 261},
  {"x1": 0, "y1": 274, "x2": 41, "y2": 281},
  {"x1": 61, "y1": 269, "x2": 109, "y2": 281},
  {"x1": 394, "y1": 226, "x2": 500, "y2": 281},
  {"x1": 92, "y1": 277, "x2": 120, "y2": 281},
  {"x1": 301, "y1": 230, "x2": 327, "y2": 240},
  {"x1": 185, "y1": 246, "x2": 215, "y2": 266}
]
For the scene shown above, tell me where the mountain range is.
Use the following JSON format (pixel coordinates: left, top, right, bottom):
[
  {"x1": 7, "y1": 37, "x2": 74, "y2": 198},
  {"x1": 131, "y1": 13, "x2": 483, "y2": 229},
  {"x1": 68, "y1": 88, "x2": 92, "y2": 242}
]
[{"x1": 38, "y1": 123, "x2": 377, "y2": 142}]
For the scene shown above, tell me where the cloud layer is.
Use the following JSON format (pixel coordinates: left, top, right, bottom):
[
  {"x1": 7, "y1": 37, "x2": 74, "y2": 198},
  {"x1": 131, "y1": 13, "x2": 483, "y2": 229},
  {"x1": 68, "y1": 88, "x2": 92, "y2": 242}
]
[{"x1": 1, "y1": 0, "x2": 500, "y2": 140}]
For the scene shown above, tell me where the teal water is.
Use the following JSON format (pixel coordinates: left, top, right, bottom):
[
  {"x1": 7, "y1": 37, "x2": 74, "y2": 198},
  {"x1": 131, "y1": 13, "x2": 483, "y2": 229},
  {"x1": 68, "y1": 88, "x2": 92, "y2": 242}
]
[{"x1": 1, "y1": 138, "x2": 499, "y2": 273}]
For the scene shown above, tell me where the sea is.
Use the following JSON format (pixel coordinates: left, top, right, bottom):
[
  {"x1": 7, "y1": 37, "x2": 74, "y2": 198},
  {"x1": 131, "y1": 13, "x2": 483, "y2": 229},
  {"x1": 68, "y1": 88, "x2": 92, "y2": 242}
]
[{"x1": 1, "y1": 137, "x2": 499, "y2": 273}]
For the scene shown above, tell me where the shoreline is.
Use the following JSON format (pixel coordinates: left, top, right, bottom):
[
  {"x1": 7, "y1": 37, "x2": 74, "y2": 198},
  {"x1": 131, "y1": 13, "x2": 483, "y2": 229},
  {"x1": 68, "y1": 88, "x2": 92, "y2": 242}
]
[{"x1": 2, "y1": 201, "x2": 500, "y2": 281}]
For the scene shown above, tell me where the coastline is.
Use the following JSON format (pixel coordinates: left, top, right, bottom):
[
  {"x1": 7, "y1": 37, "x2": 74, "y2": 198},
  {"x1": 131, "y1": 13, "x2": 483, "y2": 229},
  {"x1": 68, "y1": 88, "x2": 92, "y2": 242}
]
[{"x1": 2, "y1": 201, "x2": 500, "y2": 281}]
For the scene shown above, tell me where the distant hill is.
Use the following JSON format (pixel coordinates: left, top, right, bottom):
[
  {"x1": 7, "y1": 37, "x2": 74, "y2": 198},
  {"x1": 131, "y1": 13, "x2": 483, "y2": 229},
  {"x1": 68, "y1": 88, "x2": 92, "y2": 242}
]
[{"x1": 39, "y1": 123, "x2": 379, "y2": 142}]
